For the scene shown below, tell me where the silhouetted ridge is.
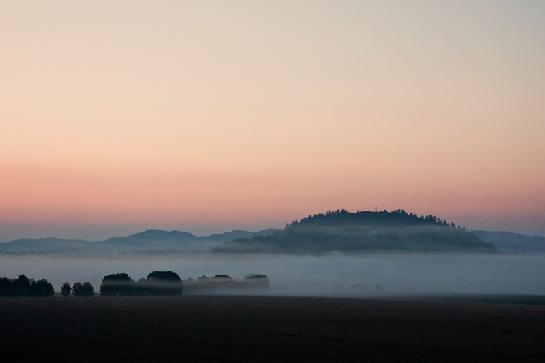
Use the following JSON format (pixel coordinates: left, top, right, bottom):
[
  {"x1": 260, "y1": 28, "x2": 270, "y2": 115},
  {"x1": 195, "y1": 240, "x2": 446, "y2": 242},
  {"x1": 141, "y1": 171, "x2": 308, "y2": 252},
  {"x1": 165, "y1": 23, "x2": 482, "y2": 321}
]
[{"x1": 213, "y1": 209, "x2": 496, "y2": 254}]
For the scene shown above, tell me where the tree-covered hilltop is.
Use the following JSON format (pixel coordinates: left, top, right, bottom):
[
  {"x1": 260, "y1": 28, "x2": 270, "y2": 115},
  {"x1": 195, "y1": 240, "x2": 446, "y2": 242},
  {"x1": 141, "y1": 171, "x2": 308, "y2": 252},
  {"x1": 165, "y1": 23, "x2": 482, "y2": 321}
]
[
  {"x1": 213, "y1": 209, "x2": 496, "y2": 254},
  {"x1": 291, "y1": 209, "x2": 453, "y2": 227}
]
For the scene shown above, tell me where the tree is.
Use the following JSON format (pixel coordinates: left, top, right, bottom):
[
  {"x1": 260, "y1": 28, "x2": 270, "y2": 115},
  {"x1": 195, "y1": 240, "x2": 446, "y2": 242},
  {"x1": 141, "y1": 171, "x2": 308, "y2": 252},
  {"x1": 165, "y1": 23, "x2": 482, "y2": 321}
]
[
  {"x1": 143, "y1": 271, "x2": 183, "y2": 296},
  {"x1": 0, "y1": 277, "x2": 13, "y2": 297},
  {"x1": 61, "y1": 282, "x2": 71, "y2": 297},
  {"x1": 72, "y1": 282, "x2": 83, "y2": 296},
  {"x1": 100, "y1": 273, "x2": 135, "y2": 296},
  {"x1": 146, "y1": 271, "x2": 182, "y2": 282},
  {"x1": 13, "y1": 275, "x2": 30, "y2": 296},
  {"x1": 1, "y1": 275, "x2": 56, "y2": 297},
  {"x1": 83, "y1": 282, "x2": 95, "y2": 296},
  {"x1": 28, "y1": 279, "x2": 54, "y2": 297},
  {"x1": 72, "y1": 282, "x2": 94, "y2": 297}
]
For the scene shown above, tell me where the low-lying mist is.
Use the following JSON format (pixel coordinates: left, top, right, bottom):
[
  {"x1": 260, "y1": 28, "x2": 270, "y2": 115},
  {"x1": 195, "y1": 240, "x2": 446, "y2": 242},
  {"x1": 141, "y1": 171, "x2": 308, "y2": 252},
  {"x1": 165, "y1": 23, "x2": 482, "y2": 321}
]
[{"x1": 1, "y1": 253, "x2": 544, "y2": 297}]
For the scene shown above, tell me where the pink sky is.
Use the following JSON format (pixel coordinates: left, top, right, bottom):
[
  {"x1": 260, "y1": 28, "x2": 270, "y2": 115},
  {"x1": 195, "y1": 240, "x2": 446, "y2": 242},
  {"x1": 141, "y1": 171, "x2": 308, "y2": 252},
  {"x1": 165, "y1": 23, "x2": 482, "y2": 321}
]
[{"x1": 1, "y1": 1, "x2": 544, "y2": 240}]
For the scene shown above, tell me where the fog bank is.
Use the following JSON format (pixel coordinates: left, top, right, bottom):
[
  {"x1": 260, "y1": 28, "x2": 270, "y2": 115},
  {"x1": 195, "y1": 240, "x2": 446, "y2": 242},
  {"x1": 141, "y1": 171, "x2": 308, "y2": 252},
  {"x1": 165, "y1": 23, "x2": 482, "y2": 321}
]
[{"x1": 1, "y1": 253, "x2": 544, "y2": 296}]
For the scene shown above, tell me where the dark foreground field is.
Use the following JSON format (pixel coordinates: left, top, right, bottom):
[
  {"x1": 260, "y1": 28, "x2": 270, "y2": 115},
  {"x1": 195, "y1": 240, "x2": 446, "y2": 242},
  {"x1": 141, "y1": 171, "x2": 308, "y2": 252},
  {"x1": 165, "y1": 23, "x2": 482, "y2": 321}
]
[{"x1": 1, "y1": 295, "x2": 545, "y2": 362}]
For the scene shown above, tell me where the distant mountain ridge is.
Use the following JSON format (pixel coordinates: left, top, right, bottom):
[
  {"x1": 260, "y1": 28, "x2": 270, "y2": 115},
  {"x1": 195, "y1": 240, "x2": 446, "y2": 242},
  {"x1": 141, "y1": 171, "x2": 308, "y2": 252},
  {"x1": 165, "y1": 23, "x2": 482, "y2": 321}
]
[
  {"x1": 0, "y1": 238, "x2": 93, "y2": 255},
  {"x1": 0, "y1": 229, "x2": 279, "y2": 255}
]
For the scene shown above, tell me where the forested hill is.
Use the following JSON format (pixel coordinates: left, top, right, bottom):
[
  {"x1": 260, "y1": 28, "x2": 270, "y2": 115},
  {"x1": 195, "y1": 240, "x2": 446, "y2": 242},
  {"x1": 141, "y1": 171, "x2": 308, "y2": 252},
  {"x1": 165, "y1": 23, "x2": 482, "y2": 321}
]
[
  {"x1": 292, "y1": 210, "x2": 453, "y2": 227},
  {"x1": 213, "y1": 210, "x2": 497, "y2": 254}
]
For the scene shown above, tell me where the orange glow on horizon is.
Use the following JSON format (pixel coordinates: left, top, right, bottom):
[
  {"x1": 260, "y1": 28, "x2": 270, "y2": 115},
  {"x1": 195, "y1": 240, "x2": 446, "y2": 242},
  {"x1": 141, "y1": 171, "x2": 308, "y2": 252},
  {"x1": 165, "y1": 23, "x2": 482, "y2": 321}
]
[{"x1": 1, "y1": 1, "x2": 544, "y2": 239}]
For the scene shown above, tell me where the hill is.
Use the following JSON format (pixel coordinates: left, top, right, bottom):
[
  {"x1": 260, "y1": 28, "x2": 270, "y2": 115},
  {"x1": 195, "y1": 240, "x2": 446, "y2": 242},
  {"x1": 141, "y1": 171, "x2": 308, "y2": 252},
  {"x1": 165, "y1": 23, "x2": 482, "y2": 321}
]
[
  {"x1": 107, "y1": 229, "x2": 198, "y2": 243},
  {"x1": 213, "y1": 209, "x2": 497, "y2": 254}
]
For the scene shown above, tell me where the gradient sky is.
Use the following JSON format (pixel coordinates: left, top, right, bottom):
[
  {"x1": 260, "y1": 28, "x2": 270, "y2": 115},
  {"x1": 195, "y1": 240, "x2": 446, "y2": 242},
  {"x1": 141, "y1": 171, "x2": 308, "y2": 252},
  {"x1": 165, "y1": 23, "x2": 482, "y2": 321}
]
[{"x1": 1, "y1": 0, "x2": 544, "y2": 240}]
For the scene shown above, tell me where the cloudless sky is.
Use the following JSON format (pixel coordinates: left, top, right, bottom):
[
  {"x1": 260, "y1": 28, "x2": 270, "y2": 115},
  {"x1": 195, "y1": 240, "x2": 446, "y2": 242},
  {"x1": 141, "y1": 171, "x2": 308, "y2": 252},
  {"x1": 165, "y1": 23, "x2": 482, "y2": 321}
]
[{"x1": 1, "y1": 0, "x2": 544, "y2": 240}]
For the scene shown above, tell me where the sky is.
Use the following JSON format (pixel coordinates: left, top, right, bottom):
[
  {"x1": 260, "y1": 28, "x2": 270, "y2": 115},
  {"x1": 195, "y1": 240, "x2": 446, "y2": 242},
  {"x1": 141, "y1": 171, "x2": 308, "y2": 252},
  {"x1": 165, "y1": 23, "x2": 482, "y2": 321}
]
[{"x1": 1, "y1": 0, "x2": 544, "y2": 240}]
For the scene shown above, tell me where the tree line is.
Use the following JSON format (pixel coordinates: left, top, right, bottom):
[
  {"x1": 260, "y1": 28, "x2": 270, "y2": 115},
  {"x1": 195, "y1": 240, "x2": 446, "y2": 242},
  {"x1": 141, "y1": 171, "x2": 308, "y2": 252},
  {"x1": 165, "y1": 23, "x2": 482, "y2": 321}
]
[
  {"x1": 0, "y1": 275, "x2": 55, "y2": 297},
  {"x1": 99, "y1": 271, "x2": 183, "y2": 296},
  {"x1": 0, "y1": 270, "x2": 183, "y2": 297}
]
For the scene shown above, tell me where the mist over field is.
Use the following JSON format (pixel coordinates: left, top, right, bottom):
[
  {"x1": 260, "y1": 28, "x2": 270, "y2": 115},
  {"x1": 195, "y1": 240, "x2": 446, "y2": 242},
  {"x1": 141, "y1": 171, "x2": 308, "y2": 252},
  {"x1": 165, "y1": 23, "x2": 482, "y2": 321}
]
[{"x1": 2, "y1": 253, "x2": 544, "y2": 297}]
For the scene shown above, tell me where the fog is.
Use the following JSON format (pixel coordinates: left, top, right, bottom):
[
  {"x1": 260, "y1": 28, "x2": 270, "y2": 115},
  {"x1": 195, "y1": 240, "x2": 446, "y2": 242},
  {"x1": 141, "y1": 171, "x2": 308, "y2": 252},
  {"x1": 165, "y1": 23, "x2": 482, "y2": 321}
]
[{"x1": 1, "y1": 253, "x2": 544, "y2": 296}]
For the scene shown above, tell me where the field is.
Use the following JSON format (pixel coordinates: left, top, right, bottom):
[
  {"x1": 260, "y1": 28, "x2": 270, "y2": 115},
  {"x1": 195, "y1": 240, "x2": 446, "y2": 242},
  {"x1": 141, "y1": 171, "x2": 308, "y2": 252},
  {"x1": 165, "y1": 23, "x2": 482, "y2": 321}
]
[{"x1": 1, "y1": 295, "x2": 545, "y2": 362}]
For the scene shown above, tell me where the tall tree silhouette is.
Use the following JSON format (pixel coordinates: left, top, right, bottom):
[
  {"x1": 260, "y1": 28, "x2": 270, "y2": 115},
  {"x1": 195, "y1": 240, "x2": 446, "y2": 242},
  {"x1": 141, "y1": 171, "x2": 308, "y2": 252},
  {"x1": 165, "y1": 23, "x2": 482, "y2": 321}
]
[{"x1": 61, "y1": 282, "x2": 71, "y2": 297}]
